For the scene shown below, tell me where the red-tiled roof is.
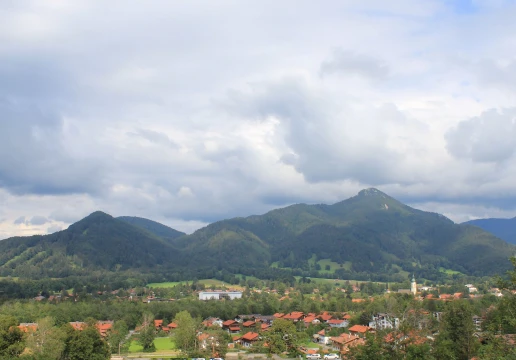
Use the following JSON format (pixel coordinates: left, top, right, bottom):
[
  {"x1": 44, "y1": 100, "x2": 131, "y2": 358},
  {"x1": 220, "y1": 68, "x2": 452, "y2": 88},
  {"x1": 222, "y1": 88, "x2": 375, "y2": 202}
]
[
  {"x1": 273, "y1": 313, "x2": 284, "y2": 318},
  {"x1": 319, "y1": 314, "x2": 333, "y2": 321},
  {"x1": 168, "y1": 322, "x2": 178, "y2": 329},
  {"x1": 18, "y1": 323, "x2": 38, "y2": 333},
  {"x1": 261, "y1": 323, "x2": 270, "y2": 331},
  {"x1": 223, "y1": 320, "x2": 236, "y2": 326},
  {"x1": 154, "y1": 320, "x2": 163, "y2": 327},
  {"x1": 241, "y1": 332, "x2": 259, "y2": 341},
  {"x1": 327, "y1": 319, "x2": 345, "y2": 325},
  {"x1": 243, "y1": 321, "x2": 255, "y2": 327},
  {"x1": 69, "y1": 322, "x2": 87, "y2": 331},
  {"x1": 348, "y1": 325, "x2": 371, "y2": 333},
  {"x1": 283, "y1": 312, "x2": 304, "y2": 320},
  {"x1": 343, "y1": 314, "x2": 351, "y2": 320},
  {"x1": 229, "y1": 326, "x2": 240, "y2": 331},
  {"x1": 304, "y1": 316, "x2": 317, "y2": 323}
]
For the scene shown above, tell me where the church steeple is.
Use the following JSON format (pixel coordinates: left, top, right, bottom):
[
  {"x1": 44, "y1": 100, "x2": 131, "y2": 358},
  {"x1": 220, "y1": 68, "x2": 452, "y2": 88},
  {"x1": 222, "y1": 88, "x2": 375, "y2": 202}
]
[{"x1": 410, "y1": 274, "x2": 417, "y2": 295}]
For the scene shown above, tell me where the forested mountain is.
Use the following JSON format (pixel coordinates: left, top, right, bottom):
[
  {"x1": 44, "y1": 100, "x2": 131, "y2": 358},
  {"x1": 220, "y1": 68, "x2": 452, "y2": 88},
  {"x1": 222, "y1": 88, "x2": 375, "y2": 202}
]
[
  {"x1": 463, "y1": 217, "x2": 516, "y2": 245},
  {"x1": 0, "y1": 212, "x2": 179, "y2": 278},
  {"x1": 178, "y1": 188, "x2": 514, "y2": 279},
  {"x1": 0, "y1": 189, "x2": 514, "y2": 281},
  {"x1": 117, "y1": 216, "x2": 185, "y2": 241}
]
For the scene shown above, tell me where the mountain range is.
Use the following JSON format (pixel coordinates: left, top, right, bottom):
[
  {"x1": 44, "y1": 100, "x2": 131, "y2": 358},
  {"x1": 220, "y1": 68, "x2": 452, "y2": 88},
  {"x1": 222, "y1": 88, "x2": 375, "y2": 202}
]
[
  {"x1": 464, "y1": 217, "x2": 516, "y2": 245},
  {"x1": 0, "y1": 188, "x2": 514, "y2": 281}
]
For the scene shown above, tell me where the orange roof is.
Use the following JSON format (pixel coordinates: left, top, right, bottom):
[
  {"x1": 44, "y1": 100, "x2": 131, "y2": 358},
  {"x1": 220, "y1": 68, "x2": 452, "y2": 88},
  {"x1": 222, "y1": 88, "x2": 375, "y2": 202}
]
[
  {"x1": 241, "y1": 332, "x2": 259, "y2": 341},
  {"x1": 261, "y1": 323, "x2": 270, "y2": 330},
  {"x1": 318, "y1": 329, "x2": 325, "y2": 336},
  {"x1": 198, "y1": 333, "x2": 210, "y2": 341},
  {"x1": 327, "y1": 319, "x2": 345, "y2": 325},
  {"x1": 352, "y1": 299, "x2": 365, "y2": 303},
  {"x1": 18, "y1": 323, "x2": 38, "y2": 333},
  {"x1": 304, "y1": 316, "x2": 317, "y2": 323},
  {"x1": 168, "y1": 322, "x2": 178, "y2": 329},
  {"x1": 233, "y1": 335, "x2": 241, "y2": 341},
  {"x1": 243, "y1": 321, "x2": 255, "y2": 327},
  {"x1": 154, "y1": 320, "x2": 163, "y2": 327},
  {"x1": 348, "y1": 325, "x2": 371, "y2": 333},
  {"x1": 283, "y1": 312, "x2": 304, "y2": 320},
  {"x1": 331, "y1": 334, "x2": 358, "y2": 344},
  {"x1": 343, "y1": 314, "x2": 351, "y2": 320},
  {"x1": 229, "y1": 326, "x2": 240, "y2": 331},
  {"x1": 273, "y1": 313, "x2": 284, "y2": 318},
  {"x1": 69, "y1": 322, "x2": 86, "y2": 331},
  {"x1": 319, "y1": 314, "x2": 332, "y2": 321},
  {"x1": 223, "y1": 320, "x2": 236, "y2": 326}
]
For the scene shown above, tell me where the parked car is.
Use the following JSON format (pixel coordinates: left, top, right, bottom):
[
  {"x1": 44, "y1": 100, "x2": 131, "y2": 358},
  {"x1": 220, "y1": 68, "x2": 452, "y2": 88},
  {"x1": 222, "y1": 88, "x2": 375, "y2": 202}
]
[
  {"x1": 306, "y1": 354, "x2": 321, "y2": 359},
  {"x1": 324, "y1": 354, "x2": 340, "y2": 360}
]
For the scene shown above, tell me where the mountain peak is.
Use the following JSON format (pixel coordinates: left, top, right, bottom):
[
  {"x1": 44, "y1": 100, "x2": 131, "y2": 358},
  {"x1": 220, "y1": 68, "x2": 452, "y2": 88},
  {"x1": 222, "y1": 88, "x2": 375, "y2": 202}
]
[{"x1": 357, "y1": 188, "x2": 387, "y2": 197}]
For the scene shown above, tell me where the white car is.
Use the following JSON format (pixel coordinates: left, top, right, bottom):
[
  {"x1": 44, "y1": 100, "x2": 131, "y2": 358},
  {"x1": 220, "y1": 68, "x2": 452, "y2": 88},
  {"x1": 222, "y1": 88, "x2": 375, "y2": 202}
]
[
  {"x1": 306, "y1": 354, "x2": 321, "y2": 359},
  {"x1": 324, "y1": 354, "x2": 340, "y2": 360}
]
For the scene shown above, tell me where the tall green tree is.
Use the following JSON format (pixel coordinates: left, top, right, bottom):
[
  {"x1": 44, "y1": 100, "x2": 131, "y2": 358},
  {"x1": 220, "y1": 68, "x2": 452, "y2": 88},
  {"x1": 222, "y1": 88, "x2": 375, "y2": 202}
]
[
  {"x1": 0, "y1": 315, "x2": 25, "y2": 359},
  {"x1": 24, "y1": 317, "x2": 66, "y2": 359},
  {"x1": 107, "y1": 320, "x2": 129, "y2": 355},
  {"x1": 434, "y1": 301, "x2": 478, "y2": 360},
  {"x1": 137, "y1": 313, "x2": 156, "y2": 353},
  {"x1": 173, "y1": 310, "x2": 198, "y2": 353},
  {"x1": 262, "y1": 319, "x2": 301, "y2": 356},
  {"x1": 63, "y1": 325, "x2": 110, "y2": 360}
]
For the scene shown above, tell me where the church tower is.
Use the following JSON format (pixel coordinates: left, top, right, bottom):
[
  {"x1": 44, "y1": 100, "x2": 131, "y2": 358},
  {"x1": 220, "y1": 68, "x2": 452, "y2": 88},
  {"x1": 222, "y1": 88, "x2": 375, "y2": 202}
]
[{"x1": 411, "y1": 274, "x2": 417, "y2": 295}]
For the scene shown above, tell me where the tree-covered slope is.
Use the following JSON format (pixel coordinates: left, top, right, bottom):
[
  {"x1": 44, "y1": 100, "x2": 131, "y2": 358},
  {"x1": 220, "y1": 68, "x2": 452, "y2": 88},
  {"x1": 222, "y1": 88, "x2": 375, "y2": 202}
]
[
  {"x1": 0, "y1": 212, "x2": 178, "y2": 278},
  {"x1": 181, "y1": 188, "x2": 514, "y2": 278},
  {"x1": 463, "y1": 217, "x2": 516, "y2": 245},
  {"x1": 117, "y1": 216, "x2": 185, "y2": 241}
]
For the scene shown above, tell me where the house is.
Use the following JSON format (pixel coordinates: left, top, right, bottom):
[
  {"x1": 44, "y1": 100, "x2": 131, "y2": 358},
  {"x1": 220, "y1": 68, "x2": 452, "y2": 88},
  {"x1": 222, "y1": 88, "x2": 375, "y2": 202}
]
[
  {"x1": 255, "y1": 315, "x2": 275, "y2": 324},
  {"x1": 242, "y1": 320, "x2": 256, "y2": 328},
  {"x1": 167, "y1": 322, "x2": 178, "y2": 330},
  {"x1": 283, "y1": 312, "x2": 304, "y2": 322},
  {"x1": 96, "y1": 321, "x2": 114, "y2": 337},
  {"x1": 240, "y1": 332, "x2": 260, "y2": 347},
  {"x1": 348, "y1": 325, "x2": 373, "y2": 338},
  {"x1": 199, "y1": 291, "x2": 242, "y2": 301},
  {"x1": 18, "y1": 323, "x2": 38, "y2": 333},
  {"x1": 319, "y1": 312, "x2": 333, "y2": 322},
  {"x1": 303, "y1": 316, "x2": 321, "y2": 326},
  {"x1": 154, "y1": 320, "x2": 164, "y2": 331},
  {"x1": 369, "y1": 313, "x2": 399, "y2": 330},
  {"x1": 330, "y1": 333, "x2": 364, "y2": 353},
  {"x1": 198, "y1": 333, "x2": 219, "y2": 350},
  {"x1": 222, "y1": 320, "x2": 237, "y2": 329},
  {"x1": 273, "y1": 313, "x2": 285, "y2": 319},
  {"x1": 327, "y1": 319, "x2": 349, "y2": 328},
  {"x1": 260, "y1": 323, "x2": 270, "y2": 332},
  {"x1": 69, "y1": 322, "x2": 87, "y2": 331},
  {"x1": 313, "y1": 329, "x2": 331, "y2": 345},
  {"x1": 203, "y1": 317, "x2": 223, "y2": 328}
]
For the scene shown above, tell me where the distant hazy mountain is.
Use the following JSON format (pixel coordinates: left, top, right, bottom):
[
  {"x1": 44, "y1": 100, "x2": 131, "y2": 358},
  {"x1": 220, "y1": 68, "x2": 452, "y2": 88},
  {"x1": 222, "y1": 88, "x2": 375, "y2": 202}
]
[
  {"x1": 463, "y1": 217, "x2": 516, "y2": 245},
  {"x1": 0, "y1": 189, "x2": 514, "y2": 281},
  {"x1": 117, "y1": 216, "x2": 185, "y2": 241}
]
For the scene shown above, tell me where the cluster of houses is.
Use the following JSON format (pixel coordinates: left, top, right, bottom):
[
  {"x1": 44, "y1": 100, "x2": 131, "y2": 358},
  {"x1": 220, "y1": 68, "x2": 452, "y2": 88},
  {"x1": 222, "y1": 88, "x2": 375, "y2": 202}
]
[{"x1": 18, "y1": 320, "x2": 115, "y2": 337}]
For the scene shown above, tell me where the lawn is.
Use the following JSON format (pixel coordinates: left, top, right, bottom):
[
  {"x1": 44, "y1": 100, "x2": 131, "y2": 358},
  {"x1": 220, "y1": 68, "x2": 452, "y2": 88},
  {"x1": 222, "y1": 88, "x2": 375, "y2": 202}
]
[
  {"x1": 129, "y1": 337, "x2": 176, "y2": 353},
  {"x1": 147, "y1": 282, "x2": 181, "y2": 288}
]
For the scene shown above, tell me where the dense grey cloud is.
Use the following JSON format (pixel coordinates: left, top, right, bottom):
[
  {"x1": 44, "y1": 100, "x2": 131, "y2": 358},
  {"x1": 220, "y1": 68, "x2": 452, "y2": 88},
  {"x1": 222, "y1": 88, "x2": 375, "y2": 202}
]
[
  {"x1": 29, "y1": 216, "x2": 49, "y2": 226},
  {"x1": 1, "y1": 0, "x2": 516, "y2": 238},
  {"x1": 446, "y1": 108, "x2": 516, "y2": 163},
  {"x1": 13, "y1": 216, "x2": 26, "y2": 225}
]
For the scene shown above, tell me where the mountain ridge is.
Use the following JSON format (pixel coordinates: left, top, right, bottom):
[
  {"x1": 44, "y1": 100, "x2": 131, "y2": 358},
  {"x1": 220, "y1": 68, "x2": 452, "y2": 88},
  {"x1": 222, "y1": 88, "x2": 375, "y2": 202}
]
[
  {"x1": 0, "y1": 188, "x2": 513, "y2": 281},
  {"x1": 464, "y1": 217, "x2": 516, "y2": 245}
]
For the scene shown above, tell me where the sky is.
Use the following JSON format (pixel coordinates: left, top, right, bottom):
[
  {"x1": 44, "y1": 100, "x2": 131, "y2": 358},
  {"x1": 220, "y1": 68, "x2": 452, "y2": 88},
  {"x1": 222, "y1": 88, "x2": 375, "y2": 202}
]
[{"x1": 1, "y1": 0, "x2": 516, "y2": 239}]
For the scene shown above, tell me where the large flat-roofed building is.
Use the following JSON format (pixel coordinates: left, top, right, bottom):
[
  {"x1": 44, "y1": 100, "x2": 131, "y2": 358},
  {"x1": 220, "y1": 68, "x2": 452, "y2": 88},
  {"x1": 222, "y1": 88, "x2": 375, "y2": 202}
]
[{"x1": 199, "y1": 291, "x2": 242, "y2": 301}]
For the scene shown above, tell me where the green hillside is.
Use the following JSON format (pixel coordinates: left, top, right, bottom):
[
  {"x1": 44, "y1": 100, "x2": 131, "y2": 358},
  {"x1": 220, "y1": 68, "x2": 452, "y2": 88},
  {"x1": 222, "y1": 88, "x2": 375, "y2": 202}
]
[
  {"x1": 0, "y1": 189, "x2": 513, "y2": 281},
  {"x1": 117, "y1": 216, "x2": 185, "y2": 241},
  {"x1": 0, "y1": 212, "x2": 179, "y2": 278}
]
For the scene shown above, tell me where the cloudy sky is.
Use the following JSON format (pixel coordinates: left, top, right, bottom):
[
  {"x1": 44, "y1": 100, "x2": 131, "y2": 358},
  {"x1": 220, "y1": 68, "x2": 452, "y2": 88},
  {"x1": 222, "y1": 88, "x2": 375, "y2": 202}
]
[{"x1": 1, "y1": 0, "x2": 516, "y2": 239}]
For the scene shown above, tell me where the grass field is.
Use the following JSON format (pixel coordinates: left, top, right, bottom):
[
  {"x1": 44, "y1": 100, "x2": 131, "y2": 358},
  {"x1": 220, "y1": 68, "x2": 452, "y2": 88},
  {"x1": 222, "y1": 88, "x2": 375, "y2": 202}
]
[
  {"x1": 295, "y1": 276, "x2": 386, "y2": 286},
  {"x1": 129, "y1": 337, "x2": 176, "y2": 353},
  {"x1": 439, "y1": 267, "x2": 464, "y2": 275},
  {"x1": 147, "y1": 279, "x2": 244, "y2": 290}
]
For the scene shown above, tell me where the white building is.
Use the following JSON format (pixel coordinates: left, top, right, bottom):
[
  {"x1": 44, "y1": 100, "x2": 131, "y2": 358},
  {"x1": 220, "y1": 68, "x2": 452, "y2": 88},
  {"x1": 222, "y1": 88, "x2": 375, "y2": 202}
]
[
  {"x1": 198, "y1": 291, "x2": 242, "y2": 300},
  {"x1": 369, "y1": 313, "x2": 399, "y2": 330}
]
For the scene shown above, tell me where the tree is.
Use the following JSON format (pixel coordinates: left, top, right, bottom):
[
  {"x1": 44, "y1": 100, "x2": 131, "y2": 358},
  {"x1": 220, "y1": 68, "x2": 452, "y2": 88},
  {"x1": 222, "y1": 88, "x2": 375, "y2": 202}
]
[
  {"x1": 137, "y1": 313, "x2": 156, "y2": 353},
  {"x1": 0, "y1": 315, "x2": 25, "y2": 359},
  {"x1": 173, "y1": 310, "x2": 198, "y2": 354},
  {"x1": 63, "y1": 325, "x2": 110, "y2": 360},
  {"x1": 434, "y1": 301, "x2": 478, "y2": 360},
  {"x1": 262, "y1": 319, "x2": 301, "y2": 356},
  {"x1": 107, "y1": 320, "x2": 129, "y2": 355},
  {"x1": 24, "y1": 317, "x2": 66, "y2": 359}
]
